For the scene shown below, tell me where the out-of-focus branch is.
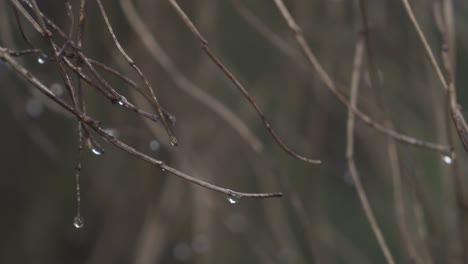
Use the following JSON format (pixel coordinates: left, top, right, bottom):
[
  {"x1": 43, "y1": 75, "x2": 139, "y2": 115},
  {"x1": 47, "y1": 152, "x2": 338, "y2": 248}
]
[
  {"x1": 0, "y1": 48, "x2": 283, "y2": 200},
  {"x1": 271, "y1": 0, "x2": 449, "y2": 154},
  {"x1": 400, "y1": 0, "x2": 468, "y2": 153},
  {"x1": 95, "y1": 0, "x2": 178, "y2": 146},
  {"x1": 166, "y1": 0, "x2": 321, "y2": 165},
  {"x1": 359, "y1": 1, "x2": 424, "y2": 263},
  {"x1": 119, "y1": 0, "x2": 264, "y2": 153},
  {"x1": 345, "y1": 37, "x2": 395, "y2": 264}
]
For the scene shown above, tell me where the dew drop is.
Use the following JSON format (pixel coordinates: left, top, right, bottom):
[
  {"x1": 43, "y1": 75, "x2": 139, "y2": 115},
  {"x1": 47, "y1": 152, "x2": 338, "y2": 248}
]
[
  {"x1": 170, "y1": 137, "x2": 178, "y2": 147},
  {"x1": 442, "y1": 155, "x2": 453, "y2": 164},
  {"x1": 73, "y1": 215, "x2": 84, "y2": 229},
  {"x1": 37, "y1": 55, "x2": 46, "y2": 65},
  {"x1": 118, "y1": 100, "x2": 124, "y2": 106},
  {"x1": 161, "y1": 167, "x2": 166, "y2": 172},
  {"x1": 91, "y1": 148, "x2": 102, "y2": 156},
  {"x1": 227, "y1": 194, "x2": 241, "y2": 204},
  {"x1": 22, "y1": 0, "x2": 32, "y2": 8}
]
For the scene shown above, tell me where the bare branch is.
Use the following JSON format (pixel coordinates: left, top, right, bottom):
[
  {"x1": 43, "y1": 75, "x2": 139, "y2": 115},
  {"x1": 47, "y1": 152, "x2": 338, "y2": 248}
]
[
  {"x1": 166, "y1": 0, "x2": 321, "y2": 164},
  {"x1": 0, "y1": 48, "x2": 282, "y2": 199},
  {"x1": 345, "y1": 37, "x2": 395, "y2": 264},
  {"x1": 119, "y1": 0, "x2": 264, "y2": 153},
  {"x1": 271, "y1": 0, "x2": 449, "y2": 154},
  {"x1": 94, "y1": 0, "x2": 177, "y2": 146}
]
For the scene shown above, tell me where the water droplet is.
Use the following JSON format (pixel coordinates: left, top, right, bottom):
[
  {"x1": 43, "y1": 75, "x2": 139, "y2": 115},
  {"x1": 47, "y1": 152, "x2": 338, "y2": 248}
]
[
  {"x1": 73, "y1": 215, "x2": 84, "y2": 229},
  {"x1": 25, "y1": 98, "x2": 44, "y2": 118},
  {"x1": 161, "y1": 167, "x2": 166, "y2": 172},
  {"x1": 227, "y1": 194, "x2": 241, "y2": 204},
  {"x1": 22, "y1": 0, "x2": 32, "y2": 8},
  {"x1": 173, "y1": 243, "x2": 192, "y2": 262},
  {"x1": 170, "y1": 137, "x2": 178, "y2": 147},
  {"x1": 50, "y1": 82, "x2": 63, "y2": 96},
  {"x1": 149, "y1": 140, "x2": 160, "y2": 151},
  {"x1": 37, "y1": 55, "x2": 46, "y2": 65},
  {"x1": 118, "y1": 100, "x2": 124, "y2": 106},
  {"x1": 442, "y1": 155, "x2": 453, "y2": 164},
  {"x1": 91, "y1": 148, "x2": 102, "y2": 156}
]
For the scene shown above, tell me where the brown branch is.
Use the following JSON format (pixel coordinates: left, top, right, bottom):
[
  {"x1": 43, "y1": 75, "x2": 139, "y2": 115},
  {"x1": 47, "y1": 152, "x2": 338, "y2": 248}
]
[
  {"x1": 359, "y1": 1, "x2": 423, "y2": 262},
  {"x1": 166, "y1": 0, "x2": 321, "y2": 165},
  {"x1": 119, "y1": 0, "x2": 264, "y2": 153},
  {"x1": 271, "y1": 0, "x2": 449, "y2": 154},
  {"x1": 400, "y1": 0, "x2": 468, "y2": 153},
  {"x1": 434, "y1": 1, "x2": 468, "y2": 262},
  {"x1": 0, "y1": 47, "x2": 282, "y2": 199},
  {"x1": 94, "y1": 0, "x2": 177, "y2": 146},
  {"x1": 345, "y1": 37, "x2": 395, "y2": 264},
  {"x1": 76, "y1": 0, "x2": 88, "y2": 49}
]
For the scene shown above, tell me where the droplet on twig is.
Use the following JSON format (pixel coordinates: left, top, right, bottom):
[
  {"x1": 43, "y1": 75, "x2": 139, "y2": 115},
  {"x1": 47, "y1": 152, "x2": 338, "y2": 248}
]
[
  {"x1": 227, "y1": 193, "x2": 241, "y2": 205},
  {"x1": 73, "y1": 215, "x2": 84, "y2": 229},
  {"x1": 22, "y1": 0, "x2": 33, "y2": 8},
  {"x1": 91, "y1": 148, "x2": 102, "y2": 156},
  {"x1": 170, "y1": 136, "x2": 178, "y2": 147},
  {"x1": 442, "y1": 155, "x2": 453, "y2": 164},
  {"x1": 37, "y1": 55, "x2": 47, "y2": 65}
]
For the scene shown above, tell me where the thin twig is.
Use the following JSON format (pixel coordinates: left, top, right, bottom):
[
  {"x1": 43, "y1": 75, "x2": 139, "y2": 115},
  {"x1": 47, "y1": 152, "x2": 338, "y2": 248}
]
[
  {"x1": 345, "y1": 37, "x2": 395, "y2": 264},
  {"x1": 167, "y1": 0, "x2": 321, "y2": 164},
  {"x1": 359, "y1": 1, "x2": 423, "y2": 263},
  {"x1": 434, "y1": 1, "x2": 468, "y2": 262},
  {"x1": 400, "y1": 0, "x2": 468, "y2": 153},
  {"x1": 119, "y1": 0, "x2": 264, "y2": 153},
  {"x1": 94, "y1": 0, "x2": 177, "y2": 146},
  {"x1": 0, "y1": 48, "x2": 282, "y2": 199},
  {"x1": 271, "y1": 0, "x2": 449, "y2": 154}
]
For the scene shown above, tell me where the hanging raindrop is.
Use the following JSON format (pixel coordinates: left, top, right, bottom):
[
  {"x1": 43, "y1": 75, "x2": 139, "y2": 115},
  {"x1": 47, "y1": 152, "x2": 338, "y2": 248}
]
[
  {"x1": 442, "y1": 155, "x2": 453, "y2": 164},
  {"x1": 37, "y1": 55, "x2": 47, "y2": 65},
  {"x1": 91, "y1": 148, "x2": 102, "y2": 156},
  {"x1": 227, "y1": 194, "x2": 241, "y2": 204},
  {"x1": 73, "y1": 215, "x2": 84, "y2": 229},
  {"x1": 170, "y1": 137, "x2": 178, "y2": 147},
  {"x1": 22, "y1": 0, "x2": 32, "y2": 8}
]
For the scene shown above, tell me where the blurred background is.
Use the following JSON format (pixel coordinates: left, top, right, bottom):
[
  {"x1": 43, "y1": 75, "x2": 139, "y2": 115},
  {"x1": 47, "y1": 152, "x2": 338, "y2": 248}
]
[{"x1": 1, "y1": 0, "x2": 468, "y2": 263}]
